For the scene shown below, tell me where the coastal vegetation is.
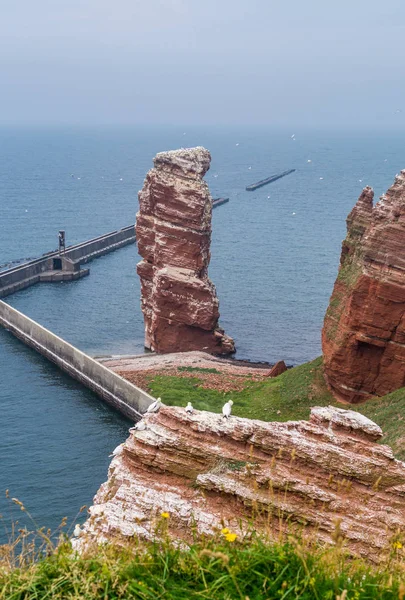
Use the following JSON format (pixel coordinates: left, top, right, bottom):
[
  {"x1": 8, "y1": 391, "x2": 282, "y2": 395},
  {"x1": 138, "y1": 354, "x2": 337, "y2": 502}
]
[
  {"x1": 148, "y1": 357, "x2": 405, "y2": 460},
  {"x1": 2, "y1": 518, "x2": 405, "y2": 599},
  {"x1": 3, "y1": 364, "x2": 405, "y2": 597}
]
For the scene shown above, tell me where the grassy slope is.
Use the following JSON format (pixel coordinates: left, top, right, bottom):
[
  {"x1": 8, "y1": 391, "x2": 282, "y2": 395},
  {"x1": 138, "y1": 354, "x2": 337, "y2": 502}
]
[
  {"x1": 149, "y1": 357, "x2": 405, "y2": 459},
  {"x1": 1, "y1": 536, "x2": 404, "y2": 599}
]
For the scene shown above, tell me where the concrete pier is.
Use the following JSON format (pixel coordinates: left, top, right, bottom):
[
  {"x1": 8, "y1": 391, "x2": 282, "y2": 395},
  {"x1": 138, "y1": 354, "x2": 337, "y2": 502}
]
[
  {"x1": 0, "y1": 225, "x2": 135, "y2": 298},
  {"x1": 0, "y1": 300, "x2": 155, "y2": 420},
  {"x1": 246, "y1": 169, "x2": 296, "y2": 191}
]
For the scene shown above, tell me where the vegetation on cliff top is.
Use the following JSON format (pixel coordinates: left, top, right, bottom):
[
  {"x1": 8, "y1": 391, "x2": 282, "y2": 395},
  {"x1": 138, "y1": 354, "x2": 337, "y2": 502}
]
[
  {"x1": 148, "y1": 357, "x2": 405, "y2": 460},
  {"x1": 2, "y1": 526, "x2": 405, "y2": 599}
]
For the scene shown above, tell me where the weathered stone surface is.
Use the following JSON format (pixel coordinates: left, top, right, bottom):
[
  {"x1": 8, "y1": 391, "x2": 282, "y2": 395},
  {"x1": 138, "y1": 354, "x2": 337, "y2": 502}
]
[
  {"x1": 266, "y1": 360, "x2": 287, "y2": 377},
  {"x1": 75, "y1": 405, "x2": 405, "y2": 560},
  {"x1": 136, "y1": 147, "x2": 235, "y2": 354},
  {"x1": 322, "y1": 172, "x2": 405, "y2": 403}
]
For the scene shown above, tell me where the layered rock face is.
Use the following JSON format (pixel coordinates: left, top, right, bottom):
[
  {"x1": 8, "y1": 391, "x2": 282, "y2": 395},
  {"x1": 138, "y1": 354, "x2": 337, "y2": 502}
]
[
  {"x1": 136, "y1": 147, "x2": 234, "y2": 355},
  {"x1": 323, "y1": 172, "x2": 405, "y2": 403},
  {"x1": 75, "y1": 405, "x2": 405, "y2": 560}
]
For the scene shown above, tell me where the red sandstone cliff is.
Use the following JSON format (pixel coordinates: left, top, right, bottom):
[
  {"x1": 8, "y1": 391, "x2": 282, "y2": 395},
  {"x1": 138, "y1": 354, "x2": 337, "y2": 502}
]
[
  {"x1": 74, "y1": 405, "x2": 405, "y2": 561},
  {"x1": 136, "y1": 147, "x2": 235, "y2": 355},
  {"x1": 323, "y1": 173, "x2": 405, "y2": 403}
]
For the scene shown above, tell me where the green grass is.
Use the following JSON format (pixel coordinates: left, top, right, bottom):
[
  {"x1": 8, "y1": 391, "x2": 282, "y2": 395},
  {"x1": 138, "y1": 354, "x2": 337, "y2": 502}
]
[
  {"x1": 2, "y1": 532, "x2": 405, "y2": 599},
  {"x1": 177, "y1": 366, "x2": 221, "y2": 374},
  {"x1": 149, "y1": 357, "x2": 405, "y2": 460},
  {"x1": 149, "y1": 357, "x2": 334, "y2": 422}
]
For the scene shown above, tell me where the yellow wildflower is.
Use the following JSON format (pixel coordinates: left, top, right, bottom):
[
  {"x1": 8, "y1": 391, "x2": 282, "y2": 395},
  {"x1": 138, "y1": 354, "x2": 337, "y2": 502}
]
[
  {"x1": 221, "y1": 528, "x2": 230, "y2": 534},
  {"x1": 394, "y1": 541, "x2": 403, "y2": 549},
  {"x1": 224, "y1": 533, "x2": 238, "y2": 542},
  {"x1": 161, "y1": 512, "x2": 170, "y2": 519}
]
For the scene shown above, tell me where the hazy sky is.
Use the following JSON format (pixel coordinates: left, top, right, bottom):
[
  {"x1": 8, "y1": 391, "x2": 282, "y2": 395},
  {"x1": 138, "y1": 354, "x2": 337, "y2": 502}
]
[{"x1": 1, "y1": 0, "x2": 405, "y2": 126}]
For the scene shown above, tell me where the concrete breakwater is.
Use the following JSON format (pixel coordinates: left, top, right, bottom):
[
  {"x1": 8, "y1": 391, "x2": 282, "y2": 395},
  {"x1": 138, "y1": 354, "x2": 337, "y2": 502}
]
[
  {"x1": 246, "y1": 169, "x2": 296, "y2": 191},
  {"x1": 0, "y1": 225, "x2": 136, "y2": 298},
  {"x1": 0, "y1": 300, "x2": 155, "y2": 420}
]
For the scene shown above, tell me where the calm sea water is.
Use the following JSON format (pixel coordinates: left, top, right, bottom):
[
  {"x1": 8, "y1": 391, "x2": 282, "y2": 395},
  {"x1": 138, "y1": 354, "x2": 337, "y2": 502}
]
[{"x1": 0, "y1": 125, "x2": 403, "y2": 538}]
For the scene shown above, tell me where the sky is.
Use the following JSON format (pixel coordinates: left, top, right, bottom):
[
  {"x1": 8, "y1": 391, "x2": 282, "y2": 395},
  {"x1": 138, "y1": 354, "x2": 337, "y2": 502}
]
[{"x1": 1, "y1": 0, "x2": 405, "y2": 127}]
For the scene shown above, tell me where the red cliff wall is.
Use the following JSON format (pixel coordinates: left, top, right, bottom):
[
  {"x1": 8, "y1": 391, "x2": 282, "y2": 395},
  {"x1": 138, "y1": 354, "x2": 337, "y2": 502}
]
[{"x1": 322, "y1": 172, "x2": 405, "y2": 403}]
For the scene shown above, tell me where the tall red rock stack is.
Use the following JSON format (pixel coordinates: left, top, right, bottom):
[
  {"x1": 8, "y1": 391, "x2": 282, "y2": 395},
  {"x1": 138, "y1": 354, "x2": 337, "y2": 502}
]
[
  {"x1": 136, "y1": 147, "x2": 235, "y2": 355},
  {"x1": 322, "y1": 171, "x2": 405, "y2": 403}
]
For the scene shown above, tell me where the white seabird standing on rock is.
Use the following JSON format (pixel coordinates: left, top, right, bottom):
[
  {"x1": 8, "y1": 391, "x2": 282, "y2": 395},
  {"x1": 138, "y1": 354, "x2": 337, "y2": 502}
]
[
  {"x1": 222, "y1": 400, "x2": 234, "y2": 419},
  {"x1": 109, "y1": 443, "x2": 124, "y2": 458},
  {"x1": 129, "y1": 420, "x2": 147, "y2": 432},
  {"x1": 147, "y1": 397, "x2": 162, "y2": 413},
  {"x1": 73, "y1": 524, "x2": 82, "y2": 537},
  {"x1": 185, "y1": 402, "x2": 194, "y2": 414}
]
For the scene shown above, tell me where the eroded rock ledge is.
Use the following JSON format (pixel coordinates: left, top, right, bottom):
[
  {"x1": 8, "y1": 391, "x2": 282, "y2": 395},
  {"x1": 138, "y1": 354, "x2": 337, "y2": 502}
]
[
  {"x1": 136, "y1": 147, "x2": 235, "y2": 354},
  {"x1": 75, "y1": 406, "x2": 405, "y2": 560},
  {"x1": 323, "y1": 172, "x2": 405, "y2": 402}
]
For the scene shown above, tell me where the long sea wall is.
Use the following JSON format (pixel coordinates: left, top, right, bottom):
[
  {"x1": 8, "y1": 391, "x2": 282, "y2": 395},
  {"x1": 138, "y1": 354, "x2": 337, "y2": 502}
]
[
  {"x1": 0, "y1": 300, "x2": 154, "y2": 420},
  {"x1": 0, "y1": 225, "x2": 136, "y2": 298}
]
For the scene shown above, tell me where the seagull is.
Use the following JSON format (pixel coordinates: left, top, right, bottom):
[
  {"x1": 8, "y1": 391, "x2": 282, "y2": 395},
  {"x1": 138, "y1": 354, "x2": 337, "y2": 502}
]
[
  {"x1": 292, "y1": 212, "x2": 296, "y2": 215},
  {"x1": 319, "y1": 177, "x2": 324, "y2": 180},
  {"x1": 248, "y1": 166, "x2": 252, "y2": 170},
  {"x1": 109, "y1": 443, "x2": 124, "y2": 458},
  {"x1": 307, "y1": 159, "x2": 312, "y2": 163},
  {"x1": 129, "y1": 420, "x2": 147, "y2": 432},
  {"x1": 291, "y1": 134, "x2": 295, "y2": 138},
  {"x1": 235, "y1": 142, "x2": 240, "y2": 146},
  {"x1": 147, "y1": 397, "x2": 162, "y2": 413},
  {"x1": 185, "y1": 402, "x2": 194, "y2": 414},
  {"x1": 359, "y1": 179, "x2": 363, "y2": 182},
  {"x1": 222, "y1": 400, "x2": 234, "y2": 419},
  {"x1": 73, "y1": 524, "x2": 82, "y2": 537}
]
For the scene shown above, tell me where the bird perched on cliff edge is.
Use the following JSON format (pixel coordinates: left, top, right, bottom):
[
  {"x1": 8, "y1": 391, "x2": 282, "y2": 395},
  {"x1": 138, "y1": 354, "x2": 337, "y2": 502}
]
[
  {"x1": 129, "y1": 420, "x2": 147, "y2": 432},
  {"x1": 73, "y1": 524, "x2": 82, "y2": 537},
  {"x1": 109, "y1": 443, "x2": 124, "y2": 458},
  {"x1": 222, "y1": 400, "x2": 234, "y2": 419},
  {"x1": 147, "y1": 397, "x2": 162, "y2": 413},
  {"x1": 185, "y1": 402, "x2": 193, "y2": 414}
]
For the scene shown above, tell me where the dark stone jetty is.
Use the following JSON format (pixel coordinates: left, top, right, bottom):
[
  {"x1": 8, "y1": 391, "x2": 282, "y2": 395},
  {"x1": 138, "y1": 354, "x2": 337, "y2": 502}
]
[
  {"x1": 246, "y1": 169, "x2": 296, "y2": 191},
  {"x1": 0, "y1": 225, "x2": 136, "y2": 298},
  {"x1": 212, "y1": 197, "x2": 230, "y2": 208}
]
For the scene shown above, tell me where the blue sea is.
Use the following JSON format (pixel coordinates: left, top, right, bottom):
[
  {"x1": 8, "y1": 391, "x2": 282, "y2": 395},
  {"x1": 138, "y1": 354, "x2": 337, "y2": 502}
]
[{"x1": 0, "y1": 125, "x2": 403, "y2": 539}]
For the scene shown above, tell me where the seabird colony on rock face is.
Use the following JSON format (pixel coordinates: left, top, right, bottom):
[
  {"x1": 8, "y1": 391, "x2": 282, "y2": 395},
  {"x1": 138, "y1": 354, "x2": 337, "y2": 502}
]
[
  {"x1": 147, "y1": 397, "x2": 162, "y2": 413},
  {"x1": 222, "y1": 399, "x2": 233, "y2": 419},
  {"x1": 185, "y1": 402, "x2": 193, "y2": 414}
]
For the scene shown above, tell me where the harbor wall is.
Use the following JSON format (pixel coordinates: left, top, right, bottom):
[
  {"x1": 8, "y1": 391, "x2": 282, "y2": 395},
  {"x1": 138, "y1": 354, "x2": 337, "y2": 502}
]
[
  {"x1": 0, "y1": 226, "x2": 136, "y2": 298},
  {"x1": 0, "y1": 300, "x2": 154, "y2": 420}
]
